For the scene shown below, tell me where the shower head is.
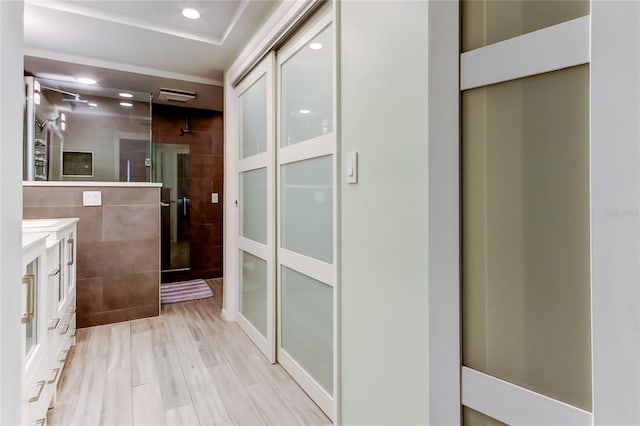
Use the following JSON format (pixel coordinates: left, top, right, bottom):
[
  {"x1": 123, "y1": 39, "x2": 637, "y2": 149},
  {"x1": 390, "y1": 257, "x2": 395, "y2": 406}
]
[
  {"x1": 180, "y1": 114, "x2": 192, "y2": 136},
  {"x1": 62, "y1": 98, "x2": 89, "y2": 109}
]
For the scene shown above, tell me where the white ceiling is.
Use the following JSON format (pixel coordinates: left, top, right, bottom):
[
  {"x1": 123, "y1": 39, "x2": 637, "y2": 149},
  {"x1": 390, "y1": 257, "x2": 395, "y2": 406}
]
[{"x1": 23, "y1": 0, "x2": 283, "y2": 110}]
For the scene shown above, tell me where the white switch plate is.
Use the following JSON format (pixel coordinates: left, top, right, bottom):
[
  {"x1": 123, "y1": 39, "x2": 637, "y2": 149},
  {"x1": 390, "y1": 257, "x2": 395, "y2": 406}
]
[
  {"x1": 346, "y1": 151, "x2": 358, "y2": 184},
  {"x1": 83, "y1": 191, "x2": 102, "y2": 206},
  {"x1": 211, "y1": 193, "x2": 219, "y2": 203}
]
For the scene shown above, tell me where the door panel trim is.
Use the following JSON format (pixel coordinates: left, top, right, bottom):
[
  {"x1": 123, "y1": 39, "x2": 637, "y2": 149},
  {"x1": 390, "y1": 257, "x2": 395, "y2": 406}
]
[
  {"x1": 278, "y1": 248, "x2": 334, "y2": 287},
  {"x1": 462, "y1": 367, "x2": 592, "y2": 426},
  {"x1": 278, "y1": 349, "x2": 333, "y2": 417},
  {"x1": 461, "y1": 16, "x2": 590, "y2": 90},
  {"x1": 278, "y1": 134, "x2": 334, "y2": 165},
  {"x1": 236, "y1": 314, "x2": 269, "y2": 356},
  {"x1": 238, "y1": 237, "x2": 268, "y2": 260},
  {"x1": 238, "y1": 153, "x2": 269, "y2": 173}
]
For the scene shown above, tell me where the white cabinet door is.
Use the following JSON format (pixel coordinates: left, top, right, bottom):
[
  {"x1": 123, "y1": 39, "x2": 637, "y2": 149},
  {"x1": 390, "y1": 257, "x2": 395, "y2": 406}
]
[{"x1": 21, "y1": 234, "x2": 48, "y2": 426}]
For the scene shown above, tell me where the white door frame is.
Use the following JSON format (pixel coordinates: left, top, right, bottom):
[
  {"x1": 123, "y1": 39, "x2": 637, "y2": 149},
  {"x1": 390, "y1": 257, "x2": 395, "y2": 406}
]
[
  {"x1": 427, "y1": 1, "x2": 461, "y2": 424},
  {"x1": 0, "y1": 2, "x2": 26, "y2": 425},
  {"x1": 428, "y1": 1, "x2": 640, "y2": 424},
  {"x1": 590, "y1": 2, "x2": 640, "y2": 424}
]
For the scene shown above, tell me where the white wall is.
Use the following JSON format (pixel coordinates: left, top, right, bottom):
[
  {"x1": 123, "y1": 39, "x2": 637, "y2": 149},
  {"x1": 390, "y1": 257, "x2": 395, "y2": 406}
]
[
  {"x1": 0, "y1": 1, "x2": 25, "y2": 424},
  {"x1": 591, "y1": 2, "x2": 640, "y2": 423},
  {"x1": 339, "y1": 2, "x2": 429, "y2": 424}
]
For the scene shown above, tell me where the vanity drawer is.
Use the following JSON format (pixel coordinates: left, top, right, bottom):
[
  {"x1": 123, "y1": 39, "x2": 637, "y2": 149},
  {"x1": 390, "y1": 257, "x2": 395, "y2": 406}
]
[
  {"x1": 24, "y1": 358, "x2": 52, "y2": 426},
  {"x1": 63, "y1": 313, "x2": 76, "y2": 352}
]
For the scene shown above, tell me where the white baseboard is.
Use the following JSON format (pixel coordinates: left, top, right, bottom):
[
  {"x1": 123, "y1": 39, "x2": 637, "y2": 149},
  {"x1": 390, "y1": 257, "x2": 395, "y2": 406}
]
[{"x1": 221, "y1": 308, "x2": 235, "y2": 322}]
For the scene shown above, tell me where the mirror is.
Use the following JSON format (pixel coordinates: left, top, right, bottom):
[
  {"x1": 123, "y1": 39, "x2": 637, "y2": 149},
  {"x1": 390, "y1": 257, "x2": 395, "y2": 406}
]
[{"x1": 24, "y1": 76, "x2": 152, "y2": 182}]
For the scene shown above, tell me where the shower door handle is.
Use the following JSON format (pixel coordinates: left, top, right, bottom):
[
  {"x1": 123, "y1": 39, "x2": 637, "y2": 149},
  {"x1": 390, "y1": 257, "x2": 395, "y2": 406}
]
[{"x1": 181, "y1": 197, "x2": 190, "y2": 216}]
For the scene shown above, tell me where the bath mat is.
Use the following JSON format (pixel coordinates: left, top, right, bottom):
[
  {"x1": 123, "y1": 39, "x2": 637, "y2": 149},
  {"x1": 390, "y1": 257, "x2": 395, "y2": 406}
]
[{"x1": 161, "y1": 279, "x2": 213, "y2": 304}]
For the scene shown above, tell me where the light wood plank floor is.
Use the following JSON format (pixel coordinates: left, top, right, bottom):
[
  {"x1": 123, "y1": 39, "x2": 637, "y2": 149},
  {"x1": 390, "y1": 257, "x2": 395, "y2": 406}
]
[{"x1": 48, "y1": 279, "x2": 331, "y2": 426}]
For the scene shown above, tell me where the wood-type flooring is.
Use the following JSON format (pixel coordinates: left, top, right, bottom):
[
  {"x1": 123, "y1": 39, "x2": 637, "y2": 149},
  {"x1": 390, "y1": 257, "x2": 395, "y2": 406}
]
[{"x1": 47, "y1": 279, "x2": 331, "y2": 426}]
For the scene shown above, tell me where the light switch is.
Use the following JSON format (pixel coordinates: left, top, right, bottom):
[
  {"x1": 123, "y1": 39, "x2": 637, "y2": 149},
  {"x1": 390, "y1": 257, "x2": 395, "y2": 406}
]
[
  {"x1": 211, "y1": 193, "x2": 219, "y2": 204},
  {"x1": 83, "y1": 191, "x2": 102, "y2": 206},
  {"x1": 346, "y1": 151, "x2": 358, "y2": 184}
]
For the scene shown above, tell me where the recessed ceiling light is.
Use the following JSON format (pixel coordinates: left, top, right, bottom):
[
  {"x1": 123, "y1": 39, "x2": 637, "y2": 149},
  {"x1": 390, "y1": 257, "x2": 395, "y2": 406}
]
[
  {"x1": 120, "y1": 102, "x2": 133, "y2": 107},
  {"x1": 119, "y1": 92, "x2": 133, "y2": 98},
  {"x1": 309, "y1": 42, "x2": 323, "y2": 50},
  {"x1": 88, "y1": 102, "x2": 98, "y2": 107},
  {"x1": 182, "y1": 8, "x2": 200, "y2": 19},
  {"x1": 299, "y1": 109, "x2": 311, "y2": 114},
  {"x1": 77, "y1": 77, "x2": 96, "y2": 85}
]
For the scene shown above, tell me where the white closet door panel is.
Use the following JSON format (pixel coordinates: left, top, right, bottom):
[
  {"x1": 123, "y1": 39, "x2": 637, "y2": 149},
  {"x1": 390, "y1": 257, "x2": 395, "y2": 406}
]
[{"x1": 235, "y1": 52, "x2": 276, "y2": 363}]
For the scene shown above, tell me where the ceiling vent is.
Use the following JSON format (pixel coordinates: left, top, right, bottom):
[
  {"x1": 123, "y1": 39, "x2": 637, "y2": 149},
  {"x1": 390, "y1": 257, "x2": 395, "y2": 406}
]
[{"x1": 158, "y1": 88, "x2": 196, "y2": 103}]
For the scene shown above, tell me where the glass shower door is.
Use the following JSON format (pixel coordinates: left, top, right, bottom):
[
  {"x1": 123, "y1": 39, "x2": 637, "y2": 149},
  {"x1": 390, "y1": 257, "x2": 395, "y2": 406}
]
[{"x1": 155, "y1": 143, "x2": 191, "y2": 279}]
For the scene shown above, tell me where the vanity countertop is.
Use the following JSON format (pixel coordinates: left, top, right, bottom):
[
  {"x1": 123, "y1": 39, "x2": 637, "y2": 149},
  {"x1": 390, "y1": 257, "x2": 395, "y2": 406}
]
[
  {"x1": 23, "y1": 218, "x2": 79, "y2": 232},
  {"x1": 22, "y1": 232, "x2": 49, "y2": 251},
  {"x1": 23, "y1": 181, "x2": 162, "y2": 188},
  {"x1": 23, "y1": 218, "x2": 79, "y2": 249}
]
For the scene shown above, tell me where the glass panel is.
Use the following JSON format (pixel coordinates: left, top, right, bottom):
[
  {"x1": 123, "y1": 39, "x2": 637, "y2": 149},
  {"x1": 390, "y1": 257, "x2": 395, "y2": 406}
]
[
  {"x1": 155, "y1": 144, "x2": 191, "y2": 271},
  {"x1": 25, "y1": 259, "x2": 38, "y2": 356},
  {"x1": 462, "y1": 0, "x2": 589, "y2": 52},
  {"x1": 281, "y1": 266, "x2": 333, "y2": 394},
  {"x1": 241, "y1": 168, "x2": 267, "y2": 244},
  {"x1": 281, "y1": 156, "x2": 333, "y2": 263},
  {"x1": 29, "y1": 77, "x2": 152, "y2": 182},
  {"x1": 241, "y1": 75, "x2": 267, "y2": 158},
  {"x1": 240, "y1": 251, "x2": 268, "y2": 338},
  {"x1": 281, "y1": 25, "x2": 333, "y2": 146},
  {"x1": 462, "y1": 65, "x2": 591, "y2": 410},
  {"x1": 463, "y1": 407, "x2": 507, "y2": 426}
]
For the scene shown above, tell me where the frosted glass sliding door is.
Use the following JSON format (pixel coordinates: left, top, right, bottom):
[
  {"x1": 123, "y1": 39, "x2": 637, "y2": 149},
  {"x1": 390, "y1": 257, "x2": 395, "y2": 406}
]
[
  {"x1": 460, "y1": 1, "x2": 592, "y2": 424},
  {"x1": 277, "y1": 13, "x2": 336, "y2": 420},
  {"x1": 236, "y1": 53, "x2": 276, "y2": 362}
]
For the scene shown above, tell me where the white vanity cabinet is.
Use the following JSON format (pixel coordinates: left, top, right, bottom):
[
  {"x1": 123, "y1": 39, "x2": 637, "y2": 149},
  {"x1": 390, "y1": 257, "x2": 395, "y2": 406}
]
[
  {"x1": 21, "y1": 232, "x2": 49, "y2": 426},
  {"x1": 22, "y1": 218, "x2": 79, "y2": 425}
]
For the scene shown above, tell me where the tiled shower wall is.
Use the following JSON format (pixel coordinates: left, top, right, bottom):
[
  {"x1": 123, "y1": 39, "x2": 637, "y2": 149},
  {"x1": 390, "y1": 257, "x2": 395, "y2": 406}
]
[{"x1": 23, "y1": 185, "x2": 160, "y2": 327}]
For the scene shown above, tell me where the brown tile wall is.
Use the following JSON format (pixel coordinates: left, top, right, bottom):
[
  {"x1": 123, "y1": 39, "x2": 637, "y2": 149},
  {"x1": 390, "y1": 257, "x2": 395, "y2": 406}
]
[
  {"x1": 24, "y1": 185, "x2": 160, "y2": 327},
  {"x1": 153, "y1": 104, "x2": 224, "y2": 279}
]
